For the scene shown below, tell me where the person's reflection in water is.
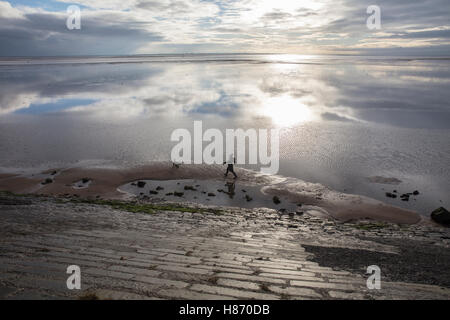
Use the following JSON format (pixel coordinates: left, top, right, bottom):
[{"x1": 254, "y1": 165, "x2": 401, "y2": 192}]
[{"x1": 225, "y1": 181, "x2": 236, "y2": 199}]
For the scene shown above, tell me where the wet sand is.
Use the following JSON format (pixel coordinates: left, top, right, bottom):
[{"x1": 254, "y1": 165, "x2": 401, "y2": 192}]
[{"x1": 0, "y1": 162, "x2": 421, "y2": 224}]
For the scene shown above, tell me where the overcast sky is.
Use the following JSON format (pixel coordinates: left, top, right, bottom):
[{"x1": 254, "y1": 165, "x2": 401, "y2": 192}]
[{"x1": 0, "y1": 0, "x2": 449, "y2": 56}]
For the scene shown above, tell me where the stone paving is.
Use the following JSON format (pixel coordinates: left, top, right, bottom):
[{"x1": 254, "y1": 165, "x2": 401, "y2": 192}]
[{"x1": 0, "y1": 194, "x2": 449, "y2": 300}]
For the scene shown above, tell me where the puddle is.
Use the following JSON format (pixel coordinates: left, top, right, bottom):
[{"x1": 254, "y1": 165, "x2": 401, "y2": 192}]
[{"x1": 118, "y1": 179, "x2": 301, "y2": 212}]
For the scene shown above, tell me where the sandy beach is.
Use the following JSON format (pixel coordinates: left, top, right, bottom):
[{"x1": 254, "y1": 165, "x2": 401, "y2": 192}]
[{"x1": 0, "y1": 162, "x2": 423, "y2": 225}]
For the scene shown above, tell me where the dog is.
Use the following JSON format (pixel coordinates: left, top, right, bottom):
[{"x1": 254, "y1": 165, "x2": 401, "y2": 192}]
[{"x1": 172, "y1": 161, "x2": 182, "y2": 169}]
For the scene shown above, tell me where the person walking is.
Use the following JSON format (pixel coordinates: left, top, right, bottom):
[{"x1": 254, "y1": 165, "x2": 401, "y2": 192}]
[{"x1": 223, "y1": 154, "x2": 238, "y2": 179}]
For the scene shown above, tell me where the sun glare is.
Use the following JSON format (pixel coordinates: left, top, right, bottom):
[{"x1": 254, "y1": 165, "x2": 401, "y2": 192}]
[{"x1": 262, "y1": 95, "x2": 314, "y2": 127}]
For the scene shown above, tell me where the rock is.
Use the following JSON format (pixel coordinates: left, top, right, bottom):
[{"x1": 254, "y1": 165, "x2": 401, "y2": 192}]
[
  {"x1": 385, "y1": 192, "x2": 397, "y2": 198},
  {"x1": 273, "y1": 196, "x2": 281, "y2": 204},
  {"x1": 413, "y1": 190, "x2": 420, "y2": 195},
  {"x1": 296, "y1": 211, "x2": 304, "y2": 215},
  {"x1": 245, "y1": 194, "x2": 253, "y2": 202},
  {"x1": 400, "y1": 194, "x2": 410, "y2": 201},
  {"x1": 149, "y1": 190, "x2": 158, "y2": 195},
  {"x1": 137, "y1": 181, "x2": 146, "y2": 188},
  {"x1": 207, "y1": 193, "x2": 216, "y2": 197},
  {"x1": 242, "y1": 189, "x2": 247, "y2": 193},
  {"x1": 51, "y1": 171, "x2": 57, "y2": 175},
  {"x1": 41, "y1": 178, "x2": 53, "y2": 185},
  {"x1": 81, "y1": 178, "x2": 90, "y2": 184},
  {"x1": 184, "y1": 185, "x2": 197, "y2": 191},
  {"x1": 174, "y1": 191, "x2": 184, "y2": 197},
  {"x1": 156, "y1": 186, "x2": 164, "y2": 190},
  {"x1": 431, "y1": 207, "x2": 450, "y2": 226},
  {"x1": 165, "y1": 192, "x2": 173, "y2": 196}
]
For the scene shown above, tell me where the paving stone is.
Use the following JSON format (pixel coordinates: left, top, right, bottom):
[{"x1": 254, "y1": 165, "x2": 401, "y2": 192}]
[
  {"x1": 258, "y1": 268, "x2": 316, "y2": 277},
  {"x1": 328, "y1": 290, "x2": 366, "y2": 300},
  {"x1": 291, "y1": 280, "x2": 357, "y2": 291},
  {"x1": 157, "y1": 265, "x2": 213, "y2": 276},
  {"x1": 190, "y1": 284, "x2": 279, "y2": 300},
  {"x1": 84, "y1": 268, "x2": 135, "y2": 280},
  {"x1": 216, "y1": 279, "x2": 261, "y2": 291},
  {"x1": 158, "y1": 288, "x2": 235, "y2": 300},
  {"x1": 215, "y1": 273, "x2": 286, "y2": 285},
  {"x1": 268, "y1": 285, "x2": 322, "y2": 299},
  {"x1": 134, "y1": 276, "x2": 189, "y2": 289}
]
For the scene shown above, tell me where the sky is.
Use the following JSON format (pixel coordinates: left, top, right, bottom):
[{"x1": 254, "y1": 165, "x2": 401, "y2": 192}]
[{"x1": 0, "y1": 0, "x2": 449, "y2": 56}]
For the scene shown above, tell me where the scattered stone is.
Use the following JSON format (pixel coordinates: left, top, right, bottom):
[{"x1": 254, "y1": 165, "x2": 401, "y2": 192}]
[
  {"x1": 242, "y1": 189, "x2": 247, "y2": 193},
  {"x1": 149, "y1": 190, "x2": 158, "y2": 195},
  {"x1": 184, "y1": 185, "x2": 197, "y2": 191},
  {"x1": 41, "y1": 178, "x2": 53, "y2": 185},
  {"x1": 156, "y1": 186, "x2": 164, "y2": 190},
  {"x1": 413, "y1": 190, "x2": 420, "y2": 196},
  {"x1": 245, "y1": 195, "x2": 253, "y2": 202},
  {"x1": 385, "y1": 192, "x2": 397, "y2": 198},
  {"x1": 137, "y1": 181, "x2": 146, "y2": 188},
  {"x1": 174, "y1": 192, "x2": 184, "y2": 197},
  {"x1": 51, "y1": 171, "x2": 57, "y2": 175},
  {"x1": 431, "y1": 207, "x2": 450, "y2": 226},
  {"x1": 207, "y1": 193, "x2": 216, "y2": 197},
  {"x1": 81, "y1": 178, "x2": 90, "y2": 184},
  {"x1": 273, "y1": 196, "x2": 281, "y2": 204},
  {"x1": 400, "y1": 194, "x2": 410, "y2": 201},
  {"x1": 165, "y1": 192, "x2": 174, "y2": 196}
]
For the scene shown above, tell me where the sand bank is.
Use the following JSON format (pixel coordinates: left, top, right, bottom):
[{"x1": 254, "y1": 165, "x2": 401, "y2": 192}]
[{"x1": 0, "y1": 162, "x2": 421, "y2": 224}]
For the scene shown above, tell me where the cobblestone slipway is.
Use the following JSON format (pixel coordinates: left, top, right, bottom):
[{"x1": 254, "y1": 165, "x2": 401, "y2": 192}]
[{"x1": 0, "y1": 194, "x2": 449, "y2": 300}]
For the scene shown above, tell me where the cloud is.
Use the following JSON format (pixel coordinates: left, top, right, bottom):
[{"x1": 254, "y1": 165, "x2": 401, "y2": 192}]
[{"x1": 0, "y1": 0, "x2": 449, "y2": 55}]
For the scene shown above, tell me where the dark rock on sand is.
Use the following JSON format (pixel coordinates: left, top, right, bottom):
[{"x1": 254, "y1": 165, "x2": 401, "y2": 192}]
[
  {"x1": 413, "y1": 190, "x2": 420, "y2": 195},
  {"x1": 165, "y1": 192, "x2": 173, "y2": 196},
  {"x1": 273, "y1": 196, "x2": 281, "y2": 205},
  {"x1": 431, "y1": 207, "x2": 450, "y2": 226},
  {"x1": 207, "y1": 193, "x2": 216, "y2": 197},
  {"x1": 156, "y1": 186, "x2": 164, "y2": 190},
  {"x1": 400, "y1": 194, "x2": 410, "y2": 201},
  {"x1": 184, "y1": 185, "x2": 197, "y2": 191},
  {"x1": 174, "y1": 191, "x2": 184, "y2": 197},
  {"x1": 82, "y1": 178, "x2": 90, "y2": 184},
  {"x1": 137, "y1": 181, "x2": 146, "y2": 188},
  {"x1": 245, "y1": 195, "x2": 253, "y2": 202},
  {"x1": 385, "y1": 192, "x2": 397, "y2": 198},
  {"x1": 149, "y1": 190, "x2": 158, "y2": 195},
  {"x1": 41, "y1": 178, "x2": 53, "y2": 185}
]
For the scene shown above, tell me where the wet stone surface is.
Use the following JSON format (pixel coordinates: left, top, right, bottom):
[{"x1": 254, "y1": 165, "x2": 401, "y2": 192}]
[{"x1": 0, "y1": 193, "x2": 449, "y2": 300}]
